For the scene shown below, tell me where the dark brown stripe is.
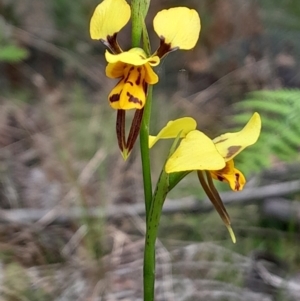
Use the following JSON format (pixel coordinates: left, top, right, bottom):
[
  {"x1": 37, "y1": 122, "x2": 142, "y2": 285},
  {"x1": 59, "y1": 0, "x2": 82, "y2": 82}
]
[
  {"x1": 126, "y1": 92, "x2": 143, "y2": 106},
  {"x1": 135, "y1": 67, "x2": 142, "y2": 85}
]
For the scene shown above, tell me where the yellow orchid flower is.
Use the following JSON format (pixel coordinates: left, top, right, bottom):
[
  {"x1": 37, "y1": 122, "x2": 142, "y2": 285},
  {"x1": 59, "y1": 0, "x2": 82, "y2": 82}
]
[
  {"x1": 150, "y1": 113, "x2": 261, "y2": 242},
  {"x1": 150, "y1": 113, "x2": 261, "y2": 191},
  {"x1": 90, "y1": 0, "x2": 201, "y2": 110}
]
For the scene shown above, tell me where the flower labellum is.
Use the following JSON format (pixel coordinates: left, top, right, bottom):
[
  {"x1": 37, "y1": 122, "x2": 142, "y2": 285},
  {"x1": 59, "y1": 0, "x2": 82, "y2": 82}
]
[{"x1": 105, "y1": 49, "x2": 159, "y2": 110}]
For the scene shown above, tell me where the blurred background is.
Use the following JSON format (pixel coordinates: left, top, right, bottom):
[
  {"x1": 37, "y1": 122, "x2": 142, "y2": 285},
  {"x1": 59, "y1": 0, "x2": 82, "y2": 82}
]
[{"x1": 1, "y1": 0, "x2": 300, "y2": 300}]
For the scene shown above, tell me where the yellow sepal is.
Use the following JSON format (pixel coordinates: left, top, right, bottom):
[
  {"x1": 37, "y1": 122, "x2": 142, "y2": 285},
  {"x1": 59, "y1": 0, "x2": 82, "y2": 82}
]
[
  {"x1": 213, "y1": 112, "x2": 261, "y2": 161},
  {"x1": 149, "y1": 117, "x2": 197, "y2": 148},
  {"x1": 165, "y1": 130, "x2": 225, "y2": 173},
  {"x1": 105, "y1": 49, "x2": 160, "y2": 66},
  {"x1": 90, "y1": 0, "x2": 131, "y2": 40},
  {"x1": 153, "y1": 7, "x2": 201, "y2": 50}
]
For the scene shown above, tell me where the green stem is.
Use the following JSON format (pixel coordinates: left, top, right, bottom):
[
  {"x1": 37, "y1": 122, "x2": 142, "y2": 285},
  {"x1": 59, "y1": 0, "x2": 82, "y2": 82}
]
[
  {"x1": 131, "y1": 1, "x2": 156, "y2": 300},
  {"x1": 140, "y1": 86, "x2": 153, "y2": 216},
  {"x1": 142, "y1": 125, "x2": 184, "y2": 301},
  {"x1": 131, "y1": 0, "x2": 150, "y2": 47},
  {"x1": 144, "y1": 169, "x2": 169, "y2": 301},
  {"x1": 140, "y1": 86, "x2": 154, "y2": 301}
]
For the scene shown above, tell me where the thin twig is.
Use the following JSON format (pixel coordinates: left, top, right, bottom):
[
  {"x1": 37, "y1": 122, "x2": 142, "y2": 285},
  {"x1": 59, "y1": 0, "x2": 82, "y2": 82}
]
[{"x1": 0, "y1": 180, "x2": 299, "y2": 224}]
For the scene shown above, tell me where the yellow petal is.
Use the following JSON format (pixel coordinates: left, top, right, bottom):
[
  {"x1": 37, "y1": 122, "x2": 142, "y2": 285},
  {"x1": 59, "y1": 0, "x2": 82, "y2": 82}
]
[
  {"x1": 144, "y1": 63, "x2": 159, "y2": 84},
  {"x1": 153, "y1": 7, "x2": 201, "y2": 50},
  {"x1": 210, "y1": 160, "x2": 246, "y2": 191},
  {"x1": 165, "y1": 130, "x2": 225, "y2": 173},
  {"x1": 90, "y1": 0, "x2": 131, "y2": 40},
  {"x1": 108, "y1": 65, "x2": 146, "y2": 110},
  {"x1": 213, "y1": 112, "x2": 261, "y2": 161},
  {"x1": 106, "y1": 61, "x2": 126, "y2": 78},
  {"x1": 105, "y1": 49, "x2": 160, "y2": 66},
  {"x1": 149, "y1": 117, "x2": 197, "y2": 148}
]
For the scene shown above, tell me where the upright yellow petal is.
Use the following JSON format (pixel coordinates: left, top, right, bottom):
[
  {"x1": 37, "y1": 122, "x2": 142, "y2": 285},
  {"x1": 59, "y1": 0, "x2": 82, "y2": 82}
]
[
  {"x1": 153, "y1": 7, "x2": 200, "y2": 50},
  {"x1": 165, "y1": 130, "x2": 225, "y2": 173},
  {"x1": 90, "y1": 0, "x2": 131, "y2": 40},
  {"x1": 213, "y1": 113, "x2": 261, "y2": 161},
  {"x1": 149, "y1": 117, "x2": 197, "y2": 148}
]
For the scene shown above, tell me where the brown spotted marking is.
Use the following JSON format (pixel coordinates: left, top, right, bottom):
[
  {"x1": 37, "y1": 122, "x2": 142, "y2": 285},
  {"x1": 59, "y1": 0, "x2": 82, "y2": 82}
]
[
  {"x1": 214, "y1": 138, "x2": 228, "y2": 144},
  {"x1": 225, "y1": 145, "x2": 242, "y2": 159},
  {"x1": 109, "y1": 93, "x2": 120, "y2": 103},
  {"x1": 217, "y1": 175, "x2": 224, "y2": 182},
  {"x1": 149, "y1": 59, "x2": 158, "y2": 64}
]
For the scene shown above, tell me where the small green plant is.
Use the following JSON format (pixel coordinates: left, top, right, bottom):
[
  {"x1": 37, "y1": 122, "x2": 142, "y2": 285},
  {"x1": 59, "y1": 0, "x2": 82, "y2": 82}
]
[
  {"x1": 4, "y1": 263, "x2": 51, "y2": 301},
  {"x1": 0, "y1": 44, "x2": 28, "y2": 63},
  {"x1": 0, "y1": 18, "x2": 28, "y2": 63}
]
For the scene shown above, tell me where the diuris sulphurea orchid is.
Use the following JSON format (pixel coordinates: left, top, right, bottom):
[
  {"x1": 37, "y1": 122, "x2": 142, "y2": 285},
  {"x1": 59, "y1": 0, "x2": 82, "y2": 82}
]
[
  {"x1": 149, "y1": 113, "x2": 262, "y2": 242},
  {"x1": 90, "y1": 0, "x2": 200, "y2": 110},
  {"x1": 90, "y1": 0, "x2": 200, "y2": 158}
]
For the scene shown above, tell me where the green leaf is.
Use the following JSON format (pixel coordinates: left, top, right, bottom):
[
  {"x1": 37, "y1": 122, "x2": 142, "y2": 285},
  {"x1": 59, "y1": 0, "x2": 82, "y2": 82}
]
[
  {"x1": 144, "y1": 164, "x2": 169, "y2": 301},
  {"x1": 231, "y1": 89, "x2": 300, "y2": 174},
  {"x1": 235, "y1": 99, "x2": 290, "y2": 115},
  {"x1": 0, "y1": 45, "x2": 28, "y2": 62}
]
